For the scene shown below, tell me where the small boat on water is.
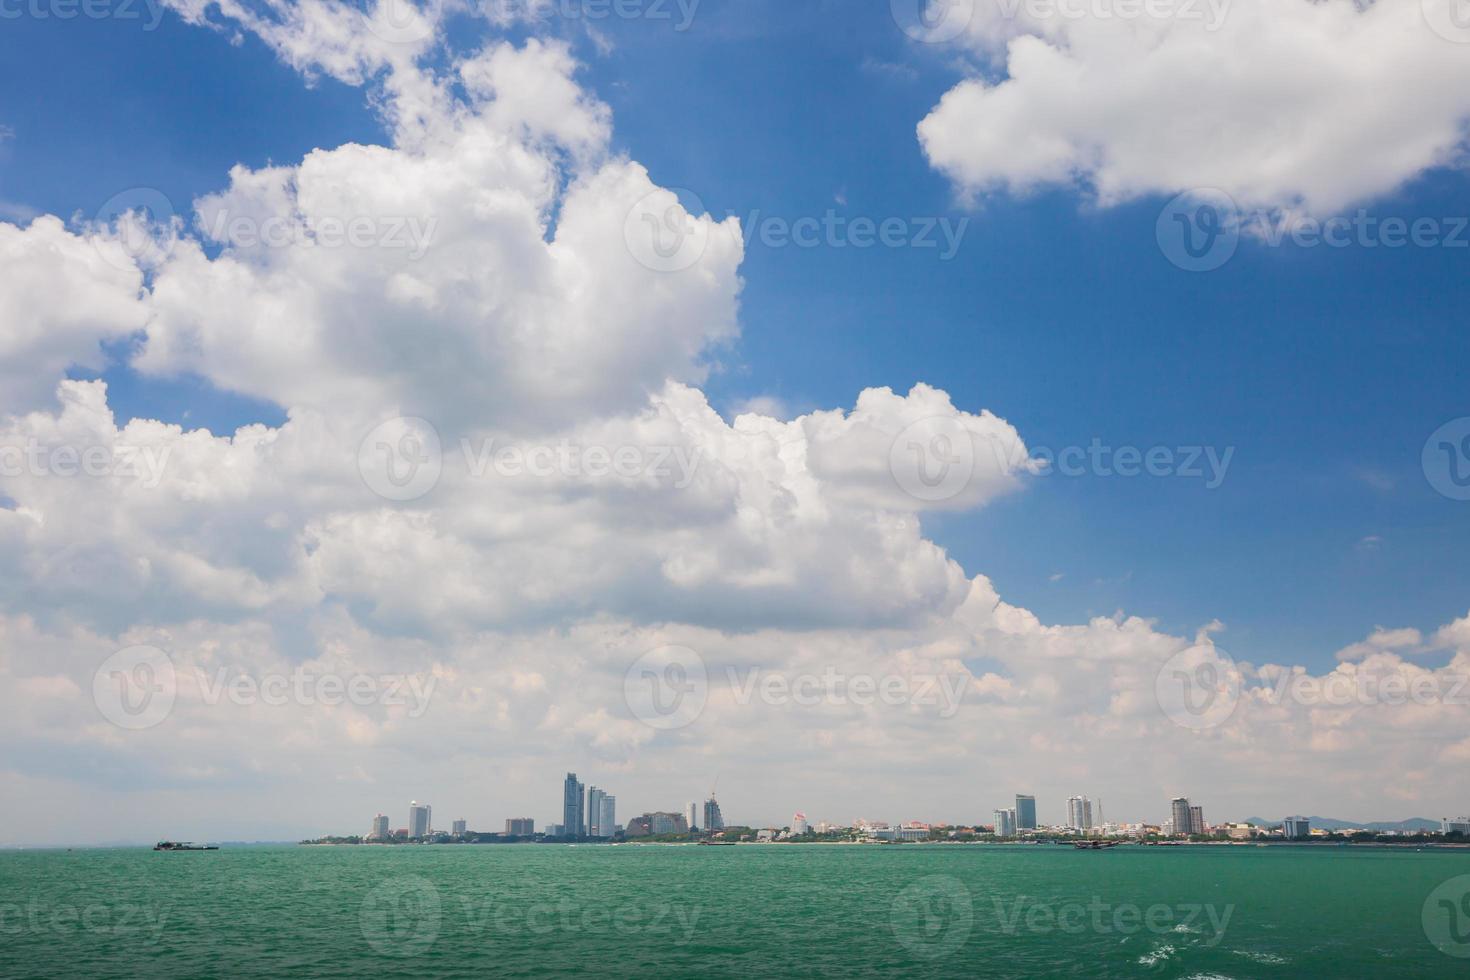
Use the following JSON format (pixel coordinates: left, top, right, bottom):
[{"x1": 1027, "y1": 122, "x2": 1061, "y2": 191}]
[
  {"x1": 1072, "y1": 840, "x2": 1123, "y2": 850},
  {"x1": 697, "y1": 840, "x2": 736, "y2": 846},
  {"x1": 154, "y1": 841, "x2": 218, "y2": 851}
]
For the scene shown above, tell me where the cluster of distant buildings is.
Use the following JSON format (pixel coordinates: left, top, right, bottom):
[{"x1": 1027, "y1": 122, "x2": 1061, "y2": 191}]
[
  {"x1": 353, "y1": 785, "x2": 1470, "y2": 845},
  {"x1": 362, "y1": 773, "x2": 729, "y2": 843}
]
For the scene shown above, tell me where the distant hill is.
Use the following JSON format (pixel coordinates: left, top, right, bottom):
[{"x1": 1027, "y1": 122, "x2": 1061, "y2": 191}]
[{"x1": 1242, "y1": 816, "x2": 1441, "y2": 832}]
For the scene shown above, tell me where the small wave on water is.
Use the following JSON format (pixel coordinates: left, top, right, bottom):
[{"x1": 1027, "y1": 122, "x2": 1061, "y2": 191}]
[
  {"x1": 1137, "y1": 944, "x2": 1177, "y2": 967},
  {"x1": 1231, "y1": 949, "x2": 1287, "y2": 965}
]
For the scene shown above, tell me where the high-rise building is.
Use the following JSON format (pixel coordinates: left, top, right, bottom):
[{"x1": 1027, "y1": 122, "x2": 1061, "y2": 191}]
[
  {"x1": 1015, "y1": 795, "x2": 1037, "y2": 831},
  {"x1": 1283, "y1": 816, "x2": 1311, "y2": 839},
  {"x1": 1442, "y1": 817, "x2": 1470, "y2": 835},
  {"x1": 409, "y1": 801, "x2": 432, "y2": 838},
  {"x1": 587, "y1": 786, "x2": 606, "y2": 838},
  {"x1": 994, "y1": 808, "x2": 1017, "y2": 837},
  {"x1": 451, "y1": 819, "x2": 467, "y2": 836},
  {"x1": 686, "y1": 802, "x2": 699, "y2": 833},
  {"x1": 703, "y1": 796, "x2": 725, "y2": 832},
  {"x1": 793, "y1": 812, "x2": 809, "y2": 835},
  {"x1": 1067, "y1": 796, "x2": 1093, "y2": 832},
  {"x1": 1189, "y1": 805, "x2": 1205, "y2": 835},
  {"x1": 370, "y1": 814, "x2": 390, "y2": 840},
  {"x1": 505, "y1": 818, "x2": 535, "y2": 836},
  {"x1": 563, "y1": 773, "x2": 585, "y2": 838},
  {"x1": 599, "y1": 794, "x2": 616, "y2": 839},
  {"x1": 546, "y1": 823, "x2": 564, "y2": 837},
  {"x1": 1170, "y1": 798, "x2": 1192, "y2": 837}
]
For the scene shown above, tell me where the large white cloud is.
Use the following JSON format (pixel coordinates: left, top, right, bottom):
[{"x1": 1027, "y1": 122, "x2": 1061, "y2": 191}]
[
  {"x1": 0, "y1": 6, "x2": 1466, "y2": 843},
  {"x1": 915, "y1": 0, "x2": 1470, "y2": 215}
]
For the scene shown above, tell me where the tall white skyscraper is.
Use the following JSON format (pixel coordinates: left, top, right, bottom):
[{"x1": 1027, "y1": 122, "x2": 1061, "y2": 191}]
[
  {"x1": 600, "y1": 794, "x2": 616, "y2": 838},
  {"x1": 587, "y1": 786, "x2": 606, "y2": 837},
  {"x1": 408, "y1": 801, "x2": 431, "y2": 838},
  {"x1": 686, "y1": 802, "x2": 699, "y2": 832},
  {"x1": 371, "y1": 814, "x2": 390, "y2": 839},
  {"x1": 563, "y1": 773, "x2": 585, "y2": 838},
  {"x1": 994, "y1": 808, "x2": 1017, "y2": 837},
  {"x1": 792, "y1": 812, "x2": 809, "y2": 835},
  {"x1": 1170, "y1": 797, "x2": 1192, "y2": 836},
  {"x1": 703, "y1": 796, "x2": 724, "y2": 831},
  {"x1": 1067, "y1": 796, "x2": 1093, "y2": 832}
]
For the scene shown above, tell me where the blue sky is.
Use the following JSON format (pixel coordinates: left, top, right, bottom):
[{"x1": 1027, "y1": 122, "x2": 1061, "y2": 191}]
[{"x1": 5, "y1": 0, "x2": 1461, "y2": 670}]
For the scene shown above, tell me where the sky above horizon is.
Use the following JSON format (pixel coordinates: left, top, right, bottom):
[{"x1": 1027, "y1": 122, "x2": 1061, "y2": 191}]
[{"x1": 1, "y1": 0, "x2": 1469, "y2": 844}]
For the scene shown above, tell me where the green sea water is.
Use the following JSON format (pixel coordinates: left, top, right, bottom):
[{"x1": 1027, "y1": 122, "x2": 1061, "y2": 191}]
[{"x1": 3, "y1": 843, "x2": 1469, "y2": 977}]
